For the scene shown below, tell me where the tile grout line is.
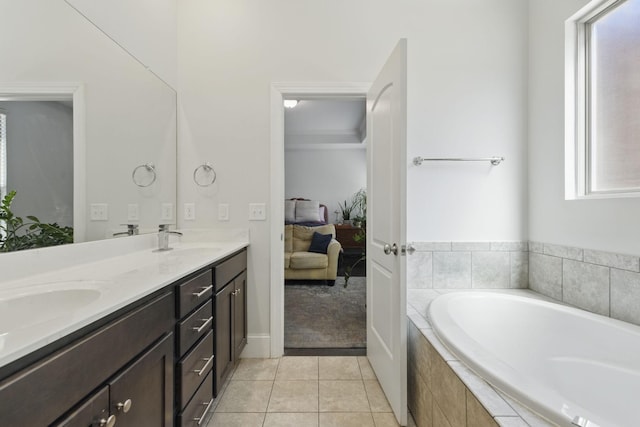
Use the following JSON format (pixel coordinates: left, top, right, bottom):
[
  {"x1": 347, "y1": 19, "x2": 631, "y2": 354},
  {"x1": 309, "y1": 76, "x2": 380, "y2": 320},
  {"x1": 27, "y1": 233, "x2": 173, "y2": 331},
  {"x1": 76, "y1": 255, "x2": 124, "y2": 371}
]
[{"x1": 609, "y1": 267, "x2": 612, "y2": 317}]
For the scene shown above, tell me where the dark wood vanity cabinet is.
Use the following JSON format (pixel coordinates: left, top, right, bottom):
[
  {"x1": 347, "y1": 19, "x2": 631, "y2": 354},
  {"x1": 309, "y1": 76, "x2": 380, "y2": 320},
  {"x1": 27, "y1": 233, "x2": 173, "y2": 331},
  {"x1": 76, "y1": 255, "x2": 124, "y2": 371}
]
[
  {"x1": 174, "y1": 269, "x2": 215, "y2": 427},
  {"x1": 214, "y1": 250, "x2": 247, "y2": 396},
  {"x1": 55, "y1": 334, "x2": 173, "y2": 427},
  {"x1": 174, "y1": 248, "x2": 247, "y2": 425},
  {"x1": 0, "y1": 291, "x2": 174, "y2": 427},
  {"x1": 0, "y1": 246, "x2": 248, "y2": 427}
]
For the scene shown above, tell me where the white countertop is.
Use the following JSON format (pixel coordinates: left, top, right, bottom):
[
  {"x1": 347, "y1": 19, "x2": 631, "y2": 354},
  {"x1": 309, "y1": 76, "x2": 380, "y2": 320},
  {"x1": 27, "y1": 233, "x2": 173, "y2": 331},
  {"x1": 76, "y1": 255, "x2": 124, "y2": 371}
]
[{"x1": 0, "y1": 230, "x2": 249, "y2": 369}]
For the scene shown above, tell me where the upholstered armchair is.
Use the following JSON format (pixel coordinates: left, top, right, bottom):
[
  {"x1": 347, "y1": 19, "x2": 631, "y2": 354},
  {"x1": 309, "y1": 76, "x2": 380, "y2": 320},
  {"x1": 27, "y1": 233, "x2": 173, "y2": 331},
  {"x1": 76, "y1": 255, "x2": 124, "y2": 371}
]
[{"x1": 284, "y1": 224, "x2": 342, "y2": 286}]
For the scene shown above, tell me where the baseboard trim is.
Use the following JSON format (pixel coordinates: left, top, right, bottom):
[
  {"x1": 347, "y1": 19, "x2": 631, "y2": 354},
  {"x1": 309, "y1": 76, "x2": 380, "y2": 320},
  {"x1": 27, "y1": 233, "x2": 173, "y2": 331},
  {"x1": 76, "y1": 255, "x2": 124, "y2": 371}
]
[
  {"x1": 284, "y1": 347, "x2": 366, "y2": 356},
  {"x1": 240, "y1": 334, "x2": 271, "y2": 358}
]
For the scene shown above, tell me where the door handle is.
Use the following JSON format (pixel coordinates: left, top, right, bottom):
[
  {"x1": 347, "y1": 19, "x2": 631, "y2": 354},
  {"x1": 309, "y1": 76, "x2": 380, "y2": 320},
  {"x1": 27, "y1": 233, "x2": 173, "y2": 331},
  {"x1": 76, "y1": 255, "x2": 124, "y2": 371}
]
[{"x1": 383, "y1": 243, "x2": 398, "y2": 256}]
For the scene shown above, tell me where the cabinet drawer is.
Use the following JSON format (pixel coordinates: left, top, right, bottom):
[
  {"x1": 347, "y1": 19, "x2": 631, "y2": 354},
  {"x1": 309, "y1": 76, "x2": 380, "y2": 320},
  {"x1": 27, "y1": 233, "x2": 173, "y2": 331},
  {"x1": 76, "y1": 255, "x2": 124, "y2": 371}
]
[
  {"x1": 177, "y1": 300, "x2": 213, "y2": 356},
  {"x1": 177, "y1": 331, "x2": 214, "y2": 409},
  {"x1": 177, "y1": 371, "x2": 213, "y2": 427},
  {"x1": 177, "y1": 270, "x2": 213, "y2": 317},
  {"x1": 214, "y1": 250, "x2": 246, "y2": 292}
]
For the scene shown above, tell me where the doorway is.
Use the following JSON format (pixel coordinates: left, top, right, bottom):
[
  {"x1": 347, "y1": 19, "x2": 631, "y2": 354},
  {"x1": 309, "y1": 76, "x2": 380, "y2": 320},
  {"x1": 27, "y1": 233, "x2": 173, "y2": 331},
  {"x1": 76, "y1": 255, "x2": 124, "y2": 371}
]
[
  {"x1": 269, "y1": 83, "x2": 371, "y2": 358},
  {"x1": 282, "y1": 96, "x2": 367, "y2": 355}
]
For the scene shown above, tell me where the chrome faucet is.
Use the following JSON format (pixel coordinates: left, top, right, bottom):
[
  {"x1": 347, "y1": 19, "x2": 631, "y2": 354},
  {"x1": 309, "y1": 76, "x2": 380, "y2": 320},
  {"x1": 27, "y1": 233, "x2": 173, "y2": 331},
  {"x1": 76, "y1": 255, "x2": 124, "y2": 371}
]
[
  {"x1": 157, "y1": 224, "x2": 182, "y2": 251},
  {"x1": 113, "y1": 224, "x2": 139, "y2": 237}
]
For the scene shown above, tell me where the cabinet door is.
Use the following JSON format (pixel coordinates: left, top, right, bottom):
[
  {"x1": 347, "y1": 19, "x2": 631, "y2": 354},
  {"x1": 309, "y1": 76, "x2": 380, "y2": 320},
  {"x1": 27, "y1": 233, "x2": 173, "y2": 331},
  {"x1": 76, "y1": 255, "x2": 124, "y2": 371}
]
[
  {"x1": 214, "y1": 284, "x2": 233, "y2": 396},
  {"x1": 109, "y1": 333, "x2": 174, "y2": 427},
  {"x1": 233, "y1": 271, "x2": 247, "y2": 359},
  {"x1": 52, "y1": 386, "x2": 110, "y2": 427}
]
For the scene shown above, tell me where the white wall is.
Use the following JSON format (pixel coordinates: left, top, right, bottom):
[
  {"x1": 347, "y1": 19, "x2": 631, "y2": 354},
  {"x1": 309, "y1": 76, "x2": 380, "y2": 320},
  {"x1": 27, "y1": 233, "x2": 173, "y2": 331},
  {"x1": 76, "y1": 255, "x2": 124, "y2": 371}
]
[
  {"x1": 1, "y1": 0, "x2": 176, "y2": 242},
  {"x1": 65, "y1": 0, "x2": 178, "y2": 89},
  {"x1": 1, "y1": 101, "x2": 73, "y2": 227},
  {"x1": 528, "y1": 0, "x2": 640, "y2": 256},
  {"x1": 285, "y1": 148, "x2": 366, "y2": 220},
  {"x1": 178, "y1": 0, "x2": 529, "y2": 352}
]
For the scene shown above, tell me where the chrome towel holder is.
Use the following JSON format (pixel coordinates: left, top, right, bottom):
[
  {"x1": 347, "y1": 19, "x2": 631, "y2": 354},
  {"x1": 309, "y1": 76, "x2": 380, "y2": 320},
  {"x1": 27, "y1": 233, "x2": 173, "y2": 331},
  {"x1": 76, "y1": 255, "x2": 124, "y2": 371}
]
[
  {"x1": 132, "y1": 162, "x2": 157, "y2": 187},
  {"x1": 193, "y1": 162, "x2": 217, "y2": 187},
  {"x1": 413, "y1": 156, "x2": 505, "y2": 166}
]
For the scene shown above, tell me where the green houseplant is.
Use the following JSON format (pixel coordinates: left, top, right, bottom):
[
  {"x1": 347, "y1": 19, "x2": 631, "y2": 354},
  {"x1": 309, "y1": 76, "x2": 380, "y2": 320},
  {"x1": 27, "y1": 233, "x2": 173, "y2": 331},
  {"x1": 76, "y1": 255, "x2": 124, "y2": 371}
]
[
  {"x1": 343, "y1": 188, "x2": 366, "y2": 287},
  {"x1": 0, "y1": 190, "x2": 74, "y2": 252},
  {"x1": 338, "y1": 199, "x2": 355, "y2": 224}
]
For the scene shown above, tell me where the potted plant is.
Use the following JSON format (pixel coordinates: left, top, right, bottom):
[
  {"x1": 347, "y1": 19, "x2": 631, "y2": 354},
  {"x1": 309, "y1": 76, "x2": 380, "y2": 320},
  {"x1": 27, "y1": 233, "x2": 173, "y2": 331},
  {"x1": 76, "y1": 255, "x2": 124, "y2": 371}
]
[
  {"x1": 343, "y1": 227, "x2": 366, "y2": 287},
  {"x1": 351, "y1": 189, "x2": 366, "y2": 228},
  {"x1": 353, "y1": 188, "x2": 366, "y2": 218},
  {"x1": 343, "y1": 188, "x2": 367, "y2": 287},
  {"x1": 338, "y1": 199, "x2": 355, "y2": 225}
]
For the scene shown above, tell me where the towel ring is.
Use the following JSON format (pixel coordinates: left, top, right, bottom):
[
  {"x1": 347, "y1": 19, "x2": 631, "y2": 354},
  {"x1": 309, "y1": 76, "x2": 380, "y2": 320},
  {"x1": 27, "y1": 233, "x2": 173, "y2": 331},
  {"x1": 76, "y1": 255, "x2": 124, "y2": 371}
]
[
  {"x1": 193, "y1": 162, "x2": 217, "y2": 187},
  {"x1": 132, "y1": 163, "x2": 156, "y2": 187}
]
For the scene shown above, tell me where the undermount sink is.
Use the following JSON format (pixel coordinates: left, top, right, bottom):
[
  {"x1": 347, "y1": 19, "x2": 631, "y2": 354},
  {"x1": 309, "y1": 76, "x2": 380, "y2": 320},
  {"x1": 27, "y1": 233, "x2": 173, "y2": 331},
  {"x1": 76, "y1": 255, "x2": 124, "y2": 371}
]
[{"x1": 0, "y1": 282, "x2": 105, "y2": 336}]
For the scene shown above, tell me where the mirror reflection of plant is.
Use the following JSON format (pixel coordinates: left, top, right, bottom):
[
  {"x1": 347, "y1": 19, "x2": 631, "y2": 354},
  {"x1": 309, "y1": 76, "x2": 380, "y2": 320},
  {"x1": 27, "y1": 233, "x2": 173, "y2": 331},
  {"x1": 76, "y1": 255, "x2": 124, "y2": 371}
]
[{"x1": 0, "y1": 190, "x2": 73, "y2": 252}]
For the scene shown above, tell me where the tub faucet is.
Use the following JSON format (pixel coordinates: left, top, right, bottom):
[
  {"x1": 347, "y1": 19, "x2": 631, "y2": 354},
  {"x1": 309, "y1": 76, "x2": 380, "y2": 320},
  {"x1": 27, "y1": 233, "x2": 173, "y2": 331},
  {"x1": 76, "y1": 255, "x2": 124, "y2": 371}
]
[
  {"x1": 113, "y1": 224, "x2": 139, "y2": 237},
  {"x1": 157, "y1": 224, "x2": 182, "y2": 251}
]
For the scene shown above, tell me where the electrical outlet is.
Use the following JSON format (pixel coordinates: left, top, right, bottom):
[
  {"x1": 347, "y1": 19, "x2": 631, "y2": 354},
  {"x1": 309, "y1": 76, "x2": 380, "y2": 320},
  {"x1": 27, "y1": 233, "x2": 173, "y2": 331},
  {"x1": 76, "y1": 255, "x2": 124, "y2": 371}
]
[
  {"x1": 127, "y1": 204, "x2": 139, "y2": 221},
  {"x1": 184, "y1": 203, "x2": 196, "y2": 221},
  {"x1": 161, "y1": 203, "x2": 173, "y2": 221},
  {"x1": 218, "y1": 203, "x2": 229, "y2": 221},
  {"x1": 249, "y1": 203, "x2": 266, "y2": 221},
  {"x1": 90, "y1": 203, "x2": 108, "y2": 221}
]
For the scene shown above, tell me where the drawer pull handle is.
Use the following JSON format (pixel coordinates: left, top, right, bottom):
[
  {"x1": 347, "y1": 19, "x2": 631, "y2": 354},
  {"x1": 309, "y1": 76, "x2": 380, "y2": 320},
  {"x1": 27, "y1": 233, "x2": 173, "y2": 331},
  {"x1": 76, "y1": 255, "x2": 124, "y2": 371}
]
[
  {"x1": 193, "y1": 398, "x2": 214, "y2": 425},
  {"x1": 192, "y1": 285, "x2": 213, "y2": 298},
  {"x1": 193, "y1": 355, "x2": 214, "y2": 376},
  {"x1": 192, "y1": 316, "x2": 213, "y2": 333},
  {"x1": 232, "y1": 289, "x2": 239, "y2": 296},
  {"x1": 116, "y1": 398, "x2": 132, "y2": 413},
  {"x1": 98, "y1": 415, "x2": 116, "y2": 427}
]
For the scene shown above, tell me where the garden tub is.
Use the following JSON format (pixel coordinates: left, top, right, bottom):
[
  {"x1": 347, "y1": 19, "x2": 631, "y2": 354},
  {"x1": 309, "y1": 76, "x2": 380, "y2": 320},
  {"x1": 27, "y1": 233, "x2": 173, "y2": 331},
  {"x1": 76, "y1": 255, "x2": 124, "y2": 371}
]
[{"x1": 428, "y1": 292, "x2": 640, "y2": 427}]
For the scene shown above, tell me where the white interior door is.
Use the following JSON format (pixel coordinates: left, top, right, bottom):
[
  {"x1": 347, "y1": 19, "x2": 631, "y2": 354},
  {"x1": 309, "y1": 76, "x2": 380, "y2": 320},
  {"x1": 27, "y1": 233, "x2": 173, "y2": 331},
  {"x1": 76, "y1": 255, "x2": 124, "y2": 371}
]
[{"x1": 366, "y1": 39, "x2": 407, "y2": 425}]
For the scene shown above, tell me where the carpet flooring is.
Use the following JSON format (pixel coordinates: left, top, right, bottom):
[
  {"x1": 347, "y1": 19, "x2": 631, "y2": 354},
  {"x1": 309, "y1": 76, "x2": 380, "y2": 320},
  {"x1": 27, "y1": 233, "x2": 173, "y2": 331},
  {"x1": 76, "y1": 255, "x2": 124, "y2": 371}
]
[{"x1": 284, "y1": 276, "x2": 366, "y2": 349}]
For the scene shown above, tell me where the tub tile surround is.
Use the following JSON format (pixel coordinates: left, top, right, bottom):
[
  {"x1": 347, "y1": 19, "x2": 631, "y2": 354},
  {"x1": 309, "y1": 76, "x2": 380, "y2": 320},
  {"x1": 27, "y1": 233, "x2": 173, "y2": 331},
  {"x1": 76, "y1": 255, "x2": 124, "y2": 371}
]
[
  {"x1": 528, "y1": 241, "x2": 640, "y2": 326},
  {"x1": 406, "y1": 290, "x2": 553, "y2": 427},
  {"x1": 408, "y1": 242, "x2": 529, "y2": 290},
  {"x1": 409, "y1": 240, "x2": 640, "y2": 327},
  {"x1": 408, "y1": 242, "x2": 640, "y2": 427}
]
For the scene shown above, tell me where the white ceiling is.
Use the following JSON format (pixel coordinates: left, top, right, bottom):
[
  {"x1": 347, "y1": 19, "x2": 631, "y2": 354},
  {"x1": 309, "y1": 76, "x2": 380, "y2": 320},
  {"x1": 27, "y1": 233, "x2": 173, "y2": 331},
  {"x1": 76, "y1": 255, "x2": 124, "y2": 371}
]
[{"x1": 284, "y1": 98, "x2": 366, "y2": 149}]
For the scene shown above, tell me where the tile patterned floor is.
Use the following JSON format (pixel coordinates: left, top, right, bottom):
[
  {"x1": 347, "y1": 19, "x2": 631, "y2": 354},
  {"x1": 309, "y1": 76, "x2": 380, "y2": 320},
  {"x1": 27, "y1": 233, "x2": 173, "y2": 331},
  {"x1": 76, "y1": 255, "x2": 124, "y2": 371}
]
[{"x1": 205, "y1": 356, "x2": 417, "y2": 427}]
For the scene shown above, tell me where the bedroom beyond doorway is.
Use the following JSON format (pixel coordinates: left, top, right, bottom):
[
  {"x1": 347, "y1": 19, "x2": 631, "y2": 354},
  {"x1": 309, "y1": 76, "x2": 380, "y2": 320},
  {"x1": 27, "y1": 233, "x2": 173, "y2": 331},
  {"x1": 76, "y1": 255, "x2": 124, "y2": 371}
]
[{"x1": 283, "y1": 97, "x2": 367, "y2": 355}]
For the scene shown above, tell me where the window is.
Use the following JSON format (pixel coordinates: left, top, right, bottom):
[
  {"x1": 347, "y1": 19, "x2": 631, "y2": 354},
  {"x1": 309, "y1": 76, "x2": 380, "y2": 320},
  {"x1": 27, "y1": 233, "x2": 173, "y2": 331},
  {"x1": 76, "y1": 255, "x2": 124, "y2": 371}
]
[{"x1": 566, "y1": 0, "x2": 640, "y2": 198}]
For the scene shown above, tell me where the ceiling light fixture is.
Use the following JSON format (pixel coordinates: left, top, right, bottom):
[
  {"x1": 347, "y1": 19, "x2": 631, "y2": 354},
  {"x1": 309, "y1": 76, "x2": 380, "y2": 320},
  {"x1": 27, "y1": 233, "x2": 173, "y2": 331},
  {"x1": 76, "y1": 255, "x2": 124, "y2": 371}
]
[{"x1": 283, "y1": 100, "x2": 298, "y2": 108}]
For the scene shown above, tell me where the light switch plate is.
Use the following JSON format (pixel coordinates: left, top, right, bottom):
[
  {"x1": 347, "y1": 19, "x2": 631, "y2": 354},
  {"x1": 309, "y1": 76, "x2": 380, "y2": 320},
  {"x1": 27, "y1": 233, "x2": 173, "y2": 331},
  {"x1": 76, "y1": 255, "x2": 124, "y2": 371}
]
[
  {"x1": 218, "y1": 203, "x2": 229, "y2": 221},
  {"x1": 249, "y1": 203, "x2": 266, "y2": 221},
  {"x1": 161, "y1": 203, "x2": 173, "y2": 221},
  {"x1": 90, "y1": 203, "x2": 108, "y2": 221},
  {"x1": 184, "y1": 203, "x2": 195, "y2": 221},
  {"x1": 127, "y1": 204, "x2": 139, "y2": 221}
]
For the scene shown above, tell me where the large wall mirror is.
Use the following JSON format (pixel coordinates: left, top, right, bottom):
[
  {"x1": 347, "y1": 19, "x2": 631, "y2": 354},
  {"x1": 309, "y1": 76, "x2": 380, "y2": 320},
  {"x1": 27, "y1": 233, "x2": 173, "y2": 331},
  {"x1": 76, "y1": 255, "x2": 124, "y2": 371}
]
[{"x1": 0, "y1": 1, "x2": 177, "y2": 250}]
